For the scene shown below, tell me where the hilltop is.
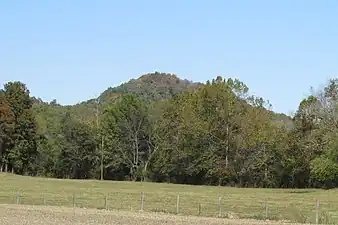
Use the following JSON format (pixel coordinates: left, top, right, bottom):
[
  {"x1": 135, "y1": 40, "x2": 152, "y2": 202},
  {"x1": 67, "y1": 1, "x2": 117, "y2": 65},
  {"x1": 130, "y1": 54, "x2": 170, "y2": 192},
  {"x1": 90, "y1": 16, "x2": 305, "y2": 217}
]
[
  {"x1": 69, "y1": 72, "x2": 202, "y2": 121},
  {"x1": 32, "y1": 72, "x2": 292, "y2": 128},
  {"x1": 32, "y1": 72, "x2": 205, "y2": 129}
]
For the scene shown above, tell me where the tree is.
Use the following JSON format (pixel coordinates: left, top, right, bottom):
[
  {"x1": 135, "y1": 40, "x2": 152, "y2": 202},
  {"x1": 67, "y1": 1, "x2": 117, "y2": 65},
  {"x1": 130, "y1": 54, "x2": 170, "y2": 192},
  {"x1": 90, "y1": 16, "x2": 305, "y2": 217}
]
[
  {"x1": 54, "y1": 113, "x2": 97, "y2": 179},
  {"x1": 103, "y1": 94, "x2": 152, "y2": 181},
  {"x1": 2, "y1": 81, "x2": 38, "y2": 175},
  {"x1": 308, "y1": 79, "x2": 338, "y2": 188}
]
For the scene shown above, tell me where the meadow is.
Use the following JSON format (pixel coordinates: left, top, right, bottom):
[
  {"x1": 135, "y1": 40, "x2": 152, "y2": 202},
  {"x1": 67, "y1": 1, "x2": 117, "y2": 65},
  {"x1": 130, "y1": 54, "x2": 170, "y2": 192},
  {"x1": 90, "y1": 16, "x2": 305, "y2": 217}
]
[
  {"x1": 0, "y1": 204, "x2": 311, "y2": 225},
  {"x1": 0, "y1": 173, "x2": 337, "y2": 224}
]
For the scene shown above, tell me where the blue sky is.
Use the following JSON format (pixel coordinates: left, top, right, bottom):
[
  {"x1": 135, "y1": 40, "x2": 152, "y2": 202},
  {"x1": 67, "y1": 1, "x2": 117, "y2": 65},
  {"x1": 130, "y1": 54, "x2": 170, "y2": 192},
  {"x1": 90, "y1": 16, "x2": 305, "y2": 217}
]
[{"x1": 1, "y1": 1, "x2": 337, "y2": 114}]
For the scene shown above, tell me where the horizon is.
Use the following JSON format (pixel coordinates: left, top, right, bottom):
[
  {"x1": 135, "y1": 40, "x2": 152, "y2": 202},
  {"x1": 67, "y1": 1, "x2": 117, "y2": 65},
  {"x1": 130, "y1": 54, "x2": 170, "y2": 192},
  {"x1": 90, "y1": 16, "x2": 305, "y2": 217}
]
[{"x1": 1, "y1": 1, "x2": 337, "y2": 114}]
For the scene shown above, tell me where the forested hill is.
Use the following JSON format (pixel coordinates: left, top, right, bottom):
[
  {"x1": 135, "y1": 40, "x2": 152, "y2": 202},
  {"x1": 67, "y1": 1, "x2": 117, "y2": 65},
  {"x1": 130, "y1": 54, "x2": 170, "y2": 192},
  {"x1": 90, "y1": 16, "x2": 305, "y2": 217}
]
[
  {"x1": 62, "y1": 72, "x2": 203, "y2": 122},
  {"x1": 99, "y1": 72, "x2": 201, "y2": 102},
  {"x1": 33, "y1": 72, "x2": 291, "y2": 124},
  {"x1": 1, "y1": 73, "x2": 337, "y2": 189}
]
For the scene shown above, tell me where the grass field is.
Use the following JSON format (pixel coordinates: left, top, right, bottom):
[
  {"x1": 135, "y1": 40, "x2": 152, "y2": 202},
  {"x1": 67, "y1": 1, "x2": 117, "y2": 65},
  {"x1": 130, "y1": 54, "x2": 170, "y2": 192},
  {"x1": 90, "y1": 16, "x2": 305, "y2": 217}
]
[
  {"x1": 0, "y1": 204, "x2": 311, "y2": 225},
  {"x1": 0, "y1": 173, "x2": 337, "y2": 224}
]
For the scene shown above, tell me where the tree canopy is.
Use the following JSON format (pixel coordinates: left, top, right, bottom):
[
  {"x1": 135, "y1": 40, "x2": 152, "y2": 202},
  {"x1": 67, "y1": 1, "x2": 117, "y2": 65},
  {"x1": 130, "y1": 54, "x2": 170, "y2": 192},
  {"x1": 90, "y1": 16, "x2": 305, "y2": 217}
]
[{"x1": 1, "y1": 73, "x2": 337, "y2": 189}]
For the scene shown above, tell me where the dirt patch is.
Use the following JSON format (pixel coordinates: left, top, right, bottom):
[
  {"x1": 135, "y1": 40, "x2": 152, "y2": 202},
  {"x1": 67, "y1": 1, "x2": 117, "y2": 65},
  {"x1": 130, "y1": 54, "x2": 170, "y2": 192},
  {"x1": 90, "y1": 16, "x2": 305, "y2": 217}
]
[{"x1": 0, "y1": 204, "x2": 309, "y2": 225}]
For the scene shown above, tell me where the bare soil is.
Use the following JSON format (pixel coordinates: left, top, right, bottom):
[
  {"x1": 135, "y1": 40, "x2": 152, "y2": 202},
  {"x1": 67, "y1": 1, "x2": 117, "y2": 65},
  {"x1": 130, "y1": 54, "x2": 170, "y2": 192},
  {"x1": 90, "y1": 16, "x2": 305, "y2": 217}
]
[{"x1": 0, "y1": 204, "x2": 310, "y2": 225}]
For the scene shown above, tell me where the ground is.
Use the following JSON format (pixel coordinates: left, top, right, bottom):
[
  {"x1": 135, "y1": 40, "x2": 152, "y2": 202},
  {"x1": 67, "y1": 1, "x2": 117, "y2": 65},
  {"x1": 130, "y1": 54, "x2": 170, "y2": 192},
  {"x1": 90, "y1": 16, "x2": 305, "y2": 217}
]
[
  {"x1": 0, "y1": 173, "x2": 337, "y2": 223},
  {"x1": 0, "y1": 204, "x2": 310, "y2": 225}
]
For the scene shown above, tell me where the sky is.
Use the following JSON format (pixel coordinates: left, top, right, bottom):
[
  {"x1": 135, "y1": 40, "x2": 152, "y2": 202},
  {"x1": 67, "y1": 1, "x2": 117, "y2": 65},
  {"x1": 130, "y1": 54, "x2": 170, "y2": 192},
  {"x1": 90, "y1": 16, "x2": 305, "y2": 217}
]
[{"x1": 1, "y1": 1, "x2": 337, "y2": 115}]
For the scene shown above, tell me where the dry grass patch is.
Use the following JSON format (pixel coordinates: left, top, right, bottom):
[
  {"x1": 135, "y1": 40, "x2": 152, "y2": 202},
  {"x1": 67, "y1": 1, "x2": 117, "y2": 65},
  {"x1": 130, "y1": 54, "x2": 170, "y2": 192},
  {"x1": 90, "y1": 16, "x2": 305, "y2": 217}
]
[{"x1": 0, "y1": 204, "x2": 312, "y2": 225}]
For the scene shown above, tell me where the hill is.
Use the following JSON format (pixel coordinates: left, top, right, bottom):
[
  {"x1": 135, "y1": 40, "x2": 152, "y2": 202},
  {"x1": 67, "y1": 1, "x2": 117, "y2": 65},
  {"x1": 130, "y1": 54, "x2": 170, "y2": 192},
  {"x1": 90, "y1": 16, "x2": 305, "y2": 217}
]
[
  {"x1": 32, "y1": 72, "x2": 292, "y2": 126},
  {"x1": 69, "y1": 72, "x2": 202, "y2": 122},
  {"x1": 99, "y1": 71, "x2": 201, "y2": 102},
  {"x1": 31, "y1": 72, "x2": 203, "y2": 132}
]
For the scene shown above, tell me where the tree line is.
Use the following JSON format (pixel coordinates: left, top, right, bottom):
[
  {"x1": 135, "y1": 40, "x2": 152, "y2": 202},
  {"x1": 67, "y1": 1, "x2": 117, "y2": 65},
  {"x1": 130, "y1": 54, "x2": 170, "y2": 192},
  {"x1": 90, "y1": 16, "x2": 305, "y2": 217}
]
[{"x1": 0, "y1": 75, "x2": 337, "y2": 189}]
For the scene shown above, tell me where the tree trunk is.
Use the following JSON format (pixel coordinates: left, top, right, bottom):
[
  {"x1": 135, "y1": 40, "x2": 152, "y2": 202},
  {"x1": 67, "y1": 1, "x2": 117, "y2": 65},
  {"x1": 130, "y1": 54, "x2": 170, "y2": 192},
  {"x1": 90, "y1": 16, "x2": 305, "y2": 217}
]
[
  {"x1": 134, "y1": 136, "x2": 139, "y2": 169},
  {"x1": 143, "y1": 162, "x2": 149, "y2": 182},
  {"x1": 130, "y1": 167, "x2": 137, "y2": 181},
  {"x1": 24, "y1": 168, "x2": 28, "y2": 176}
]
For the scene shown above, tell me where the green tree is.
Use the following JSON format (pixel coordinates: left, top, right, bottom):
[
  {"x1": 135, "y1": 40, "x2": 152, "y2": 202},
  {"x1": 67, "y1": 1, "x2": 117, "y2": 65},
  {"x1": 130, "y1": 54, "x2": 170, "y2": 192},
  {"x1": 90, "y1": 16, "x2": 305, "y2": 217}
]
[
  {"x1": 54, "y1": 113, "x2": 97, "y2": 179},
  {"x1": 2, "y1": 81, "x2": 38, "y2": 175},
  {"x1": 103, "y1": 94, "x2": 152, "y2": 181}
]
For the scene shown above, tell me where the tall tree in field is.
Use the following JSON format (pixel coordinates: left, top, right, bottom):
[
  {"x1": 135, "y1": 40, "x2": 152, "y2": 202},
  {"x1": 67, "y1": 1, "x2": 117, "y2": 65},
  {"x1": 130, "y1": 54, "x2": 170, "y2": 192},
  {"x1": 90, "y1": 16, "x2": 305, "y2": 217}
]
[
  {"x1": 196, "y1": 76, "x2": 251, "y2": 185},
  {"x1": 2, "y1": 82, "x2": 38, "y2": 174},
  {"x1": 194, "y1": 77, "x2": 236, "y2": 185},
  {"x1": 103, "y1": 94, "x2": 152, "y2": 181}
]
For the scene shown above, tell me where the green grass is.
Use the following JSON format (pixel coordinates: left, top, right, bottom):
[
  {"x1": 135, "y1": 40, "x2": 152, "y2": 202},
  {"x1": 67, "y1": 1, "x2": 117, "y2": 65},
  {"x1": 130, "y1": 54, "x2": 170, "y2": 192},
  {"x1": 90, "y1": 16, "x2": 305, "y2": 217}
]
[{"x1": 0, "y1": 173, "x2": 337, "y2": 224}]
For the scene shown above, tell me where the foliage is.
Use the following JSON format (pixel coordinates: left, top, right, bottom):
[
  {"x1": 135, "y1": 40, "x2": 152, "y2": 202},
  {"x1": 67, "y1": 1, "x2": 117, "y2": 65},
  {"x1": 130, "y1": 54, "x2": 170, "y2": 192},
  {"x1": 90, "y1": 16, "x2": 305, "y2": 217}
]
[
  {"x1": 102, "y1": 94, "x2": 152, "y2": 181},
  {"x1": 0, "y1": 82, "x2": 39, "y2": 175},
  {"x1": 1, "y1": 72, "x2": 337, "y2": 189}
]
